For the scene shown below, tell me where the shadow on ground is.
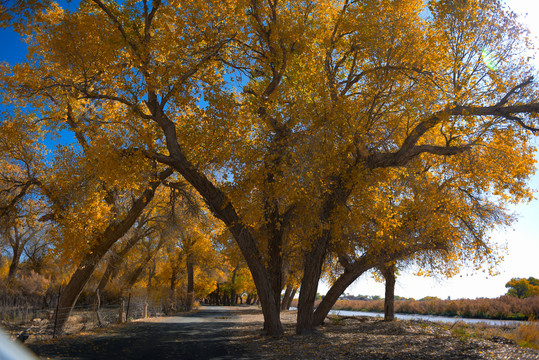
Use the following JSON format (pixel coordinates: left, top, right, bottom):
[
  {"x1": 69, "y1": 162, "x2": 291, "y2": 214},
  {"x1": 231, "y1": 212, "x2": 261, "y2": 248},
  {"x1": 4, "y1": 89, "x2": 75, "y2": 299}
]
[{"x1": 27, "y1": 306, "x2": 261, "y2": 360}]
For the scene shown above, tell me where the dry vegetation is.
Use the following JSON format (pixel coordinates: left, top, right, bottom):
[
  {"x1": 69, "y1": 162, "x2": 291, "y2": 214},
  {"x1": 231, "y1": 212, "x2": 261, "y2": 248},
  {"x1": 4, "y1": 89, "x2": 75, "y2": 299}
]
[
  {"x1": 233, "y1": 310, "x2": 539, "y2": 359},
  {"x1": 322, "y1": 296, "x2": 539, "y2": 321}
]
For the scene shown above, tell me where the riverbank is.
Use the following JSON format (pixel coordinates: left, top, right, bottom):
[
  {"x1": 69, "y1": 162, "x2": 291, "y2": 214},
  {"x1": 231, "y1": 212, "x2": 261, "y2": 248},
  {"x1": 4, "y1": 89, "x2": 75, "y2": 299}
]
[
  {"x1": 324, "y1": 296, "x2": 539, "y2": 321},
  {"x1": 240, "y1": 310, "x2": 539, "y2": 359}
]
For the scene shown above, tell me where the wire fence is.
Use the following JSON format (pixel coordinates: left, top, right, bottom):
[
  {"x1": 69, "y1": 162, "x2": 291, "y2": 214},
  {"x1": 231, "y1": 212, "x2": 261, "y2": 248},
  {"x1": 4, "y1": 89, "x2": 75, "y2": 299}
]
[{"x1": 0, "y1": 294, "x2": 167, "y2": 341}]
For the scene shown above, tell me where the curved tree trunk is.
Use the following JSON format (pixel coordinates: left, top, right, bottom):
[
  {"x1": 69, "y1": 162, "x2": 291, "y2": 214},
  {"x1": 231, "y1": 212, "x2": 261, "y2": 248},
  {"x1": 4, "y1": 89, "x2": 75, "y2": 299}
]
[
  {"x1": 96, "y1": 230, "x2": 144, "y2": 295},
  {"x1": 296, "y1": 175, "x2": 353, "y2": 334},
  {"x1": 6, "y1": 226, "x2": 29, "y2": 283},
  {"x1": 313, "y1": 244, "x2": 436, "y2": 327},
  {"x1": 54, "y1": 168, "x2": 171, "y2": 336},
  {"x1": 281, "y1": 284, "x2": 293, "y2": 311},
  {"x1": 286, "y1": 287, "x2": 297, "y2": 310},
  {"x1": 56, "y1": 240, "x2": 119, "y2": 335},
  {"x1": 127, "y1": 238, "x2": 167, "y2": 292},
  {"x1": 154, "y1": 140, "x2": 283, "y2": 335},
  {"x1": 296, "y1": 230, "x2": 329, "y2": 334},
  {"x1": 312, "y1": 260, "x2": 372, "y2": 326}
]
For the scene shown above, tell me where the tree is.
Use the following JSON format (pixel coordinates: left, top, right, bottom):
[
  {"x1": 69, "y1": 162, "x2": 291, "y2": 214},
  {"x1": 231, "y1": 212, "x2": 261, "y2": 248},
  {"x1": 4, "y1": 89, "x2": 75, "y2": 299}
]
[
  {"x1": 312, "y1": 158, "x2": 519, "y2": 327},
  {"x1": 506, "y1": 278, "x2": 539, "y2": 298},
  {"x1": 0, "y1": 199, "x2": 45, "y2": 282},
  {"x1": 379, "y1": 263, "x2": 397, "y2": 321},
  {"x1": 3, "y1": 0, "x2": 539, "y2": 337}
]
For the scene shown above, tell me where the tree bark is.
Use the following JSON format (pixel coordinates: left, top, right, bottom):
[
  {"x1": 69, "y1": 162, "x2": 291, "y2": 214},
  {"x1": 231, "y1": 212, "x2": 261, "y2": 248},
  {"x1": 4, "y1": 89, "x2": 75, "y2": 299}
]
[
  {"x1": 7, "y1": 245, "x2": 20, "y2": 282},
  {"x1": 312, "y1": 258, "x2": 373, "y2": 326},
  {"x1": 152, "y1": 143, "x2": 283, "y2": 335},
  {"x1": 296, "y1": 230, "x2": 329, "y2": 334},
  {"x1": 6, "y1": 226, "x2": 27, "y2": 283},
  {"x1": 381, "y1": 264, "x2": 396, "y2": 321},
  {"x1": 125, "y1": 236, "x2": 166, "y2": 290},
  {"x1": 287, "y1": 287, "x2": 297, "y2": 310},
  {"x1": 295, "y1": 172, "x2": 354, "y2": 334},
  {"x1": 95, "y1": 230, "x2": 144, "y2": 295},
  {"x1": 229, "y1": 266, "x2": 237, "y2": 307},
  {"x1": 54, "y1": 168, "x2": 171, "y2": 335},
  {"x1": 313, "y1": 244, "x2": 437, "y2": 326},
  {"x1": 186, "y1": 254, "x2": 194, "y2": 311},
  {"x1": 281, "y1": 284, "x2": 293, "y2": 311}
]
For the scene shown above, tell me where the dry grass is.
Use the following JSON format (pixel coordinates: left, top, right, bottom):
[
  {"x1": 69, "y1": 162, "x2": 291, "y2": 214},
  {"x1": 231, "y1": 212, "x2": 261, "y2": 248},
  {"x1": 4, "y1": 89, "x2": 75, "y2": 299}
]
[
  {"x1": 320, "y1": 296, "x2": 539, "y2": 321},
  {"x1": 444, "y1": 320, "x2": 539, "y2": 351},
  {"x1": 513, "y1": 322, "x2": 539, "y2": 349}
]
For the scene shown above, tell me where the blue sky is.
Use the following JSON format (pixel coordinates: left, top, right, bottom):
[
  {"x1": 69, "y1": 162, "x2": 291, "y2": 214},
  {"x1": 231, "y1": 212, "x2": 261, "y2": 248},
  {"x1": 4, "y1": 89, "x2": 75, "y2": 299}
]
[
  {"x1": 1, "y1": 0, "x2": 537, "y2": 300},
  {"x1": 0, "y1": 28, "x2": 27, "y2": 64}
]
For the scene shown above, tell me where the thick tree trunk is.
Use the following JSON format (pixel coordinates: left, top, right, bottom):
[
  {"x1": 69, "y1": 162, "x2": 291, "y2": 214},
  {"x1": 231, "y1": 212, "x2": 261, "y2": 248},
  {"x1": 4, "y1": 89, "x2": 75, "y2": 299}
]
[
  {"x1": 313, "y1": 245, "x2": 430, "y2": 326},
  {"x1": 55, "y1": 248, "x2": 108, "y2": 335},
  {"x1": 153, "y1": 107, "x2": 283, "y2": 336},
  {"x1": 381, "y1": 264, "x2": 396, "y2": 321},
  {"x1": 296, "y1": 231, "x2": 329, "y2": 334},
  {"x1": 296, "y1": 174, "x2": 353, "y2": 334},
  {"x1": 264, "y1": 198, "x2": 283, "y2": 312},
  {"x1": 313, "y1": 258, "x2": 374, "y2": 326},
  {"x1": 54, "y1": 169, "x2": 172, "y2": 335}
]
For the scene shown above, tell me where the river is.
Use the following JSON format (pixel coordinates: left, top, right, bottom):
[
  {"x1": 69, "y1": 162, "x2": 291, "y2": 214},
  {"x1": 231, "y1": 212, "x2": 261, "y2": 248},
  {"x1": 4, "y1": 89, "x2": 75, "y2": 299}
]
[{"x1": 327, "y1": 309, "x2": 528, "y2": 326}]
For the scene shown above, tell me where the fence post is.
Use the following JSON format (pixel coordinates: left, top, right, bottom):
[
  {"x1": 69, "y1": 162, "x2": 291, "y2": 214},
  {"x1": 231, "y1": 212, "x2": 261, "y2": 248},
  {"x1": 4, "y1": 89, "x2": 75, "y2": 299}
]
[
  {"x1": 53, "y1": 286, "x2": 61, "y2": 338},
  {"x1": 118, "y1": 300, "x2": 125, "y2": 323},
  {"x1": 143, "y1": 303, "x2": 148, "y2": 319}
]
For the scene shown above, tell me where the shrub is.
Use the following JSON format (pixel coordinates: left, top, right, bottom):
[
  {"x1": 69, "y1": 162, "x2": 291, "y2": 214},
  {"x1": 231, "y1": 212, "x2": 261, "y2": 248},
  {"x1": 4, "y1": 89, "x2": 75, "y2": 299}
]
[{"x1": 513, "y1": 322, "x2": 539, "y2": 349}]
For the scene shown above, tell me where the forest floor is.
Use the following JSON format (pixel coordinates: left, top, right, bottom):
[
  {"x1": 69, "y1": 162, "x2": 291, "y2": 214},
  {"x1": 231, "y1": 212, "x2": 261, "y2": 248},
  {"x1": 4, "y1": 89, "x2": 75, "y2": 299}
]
[{"x1": 14, "y1": 305, "x2": 539, "y2": 359}]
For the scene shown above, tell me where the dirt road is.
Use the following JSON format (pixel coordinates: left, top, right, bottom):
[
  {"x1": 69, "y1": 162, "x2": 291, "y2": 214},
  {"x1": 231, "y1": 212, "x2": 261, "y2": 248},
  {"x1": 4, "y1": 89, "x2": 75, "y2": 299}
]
[{"x1": 27, "y1": 306, "x2": 261, "y2": 360}]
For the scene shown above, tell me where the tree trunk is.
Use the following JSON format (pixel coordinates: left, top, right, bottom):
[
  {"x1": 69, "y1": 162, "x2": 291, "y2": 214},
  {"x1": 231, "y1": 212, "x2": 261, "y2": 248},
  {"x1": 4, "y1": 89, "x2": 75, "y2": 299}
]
[
  {"x1": 125, "y1": 237, "x2": 166, "y2": 290},
  {"x1": 281, "y1": 284, "x2": 293, "y2": 311},
  {"x1": 313, "y1": 258, "x2": 374, "y2": 326},
  {"x1": 264, "y1": 198, "x2": 283, "y2": 312},
  {"x1": 53, "y1": 168, "x2": 172, "y2": 335},
  {"x1": 55, "y1": 249, "x2": 104, "y2": 335},
  {"x1": 312, "y1": 246, "x2": 424, "y2": 326},
  {"x1": 7, "y1": 245, "x2": 20, "y2": 282},
  {"x1": 296, "y1": 227, "x2": 331, "y2": 334},
  {"x1": 96, "y1": 231, "x2": 143, "y2": 295},
  {"x1": 229, "y1": 266, "x2": 237, "y2": 307},
  {"x1": 296, "y1": 176, "x2": 353, "y2": 334},
  {"x1": 381, "y1": 263, "x2": 396, "y2": 321},
  {"x1": 287, "y1": 287, "x2": 297, "y2": 310},
  {"x1": 94, "y1": 289, "x2": 102, "y2": 326},
  {"x1": 153, "y1": 109, "x2": 283, "y2": 336},
  {"x1": 186, "y1": 255, "x2": 194, "y2": 311}
]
